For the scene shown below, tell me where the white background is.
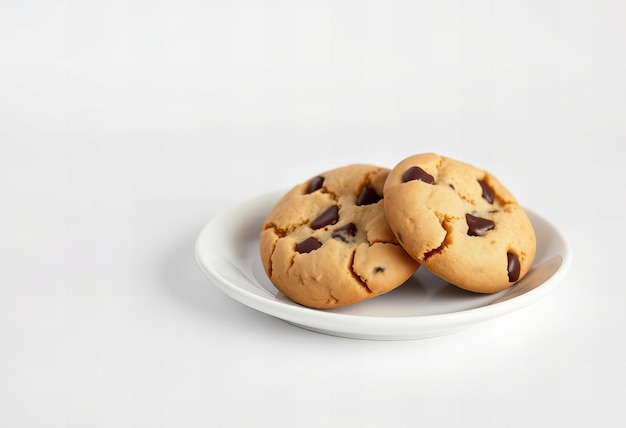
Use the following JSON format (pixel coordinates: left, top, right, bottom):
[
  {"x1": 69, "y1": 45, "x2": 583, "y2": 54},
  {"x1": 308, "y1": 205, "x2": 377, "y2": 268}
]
[{"x1": 1, "y1": 0, "x2": 625, "y2": 427}]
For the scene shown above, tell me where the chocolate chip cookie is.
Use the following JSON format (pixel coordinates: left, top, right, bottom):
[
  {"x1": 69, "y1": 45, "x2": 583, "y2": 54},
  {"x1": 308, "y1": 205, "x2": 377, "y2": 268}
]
[
  {"x1": 383, "y1": 153, "x2": 536, "y2": 293},
  {"x1": 259, "y1": 164, "x2": 420, "y2": 309}
]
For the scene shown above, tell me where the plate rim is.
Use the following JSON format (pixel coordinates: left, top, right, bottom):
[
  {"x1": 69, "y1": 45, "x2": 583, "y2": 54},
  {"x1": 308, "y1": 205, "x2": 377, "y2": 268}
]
[{"x1": 195, "y1": 191, "x2": 573, "y2": 340}]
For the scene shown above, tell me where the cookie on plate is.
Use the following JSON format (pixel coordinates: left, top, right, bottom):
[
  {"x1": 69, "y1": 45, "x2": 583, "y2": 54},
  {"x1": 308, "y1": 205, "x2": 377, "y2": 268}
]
[
  {"x1": 259, "y1": 164, "x2": 420, "y2": 309},
  {"x1": 383, "y1": 153, "x2": 536, "y2": 294}
]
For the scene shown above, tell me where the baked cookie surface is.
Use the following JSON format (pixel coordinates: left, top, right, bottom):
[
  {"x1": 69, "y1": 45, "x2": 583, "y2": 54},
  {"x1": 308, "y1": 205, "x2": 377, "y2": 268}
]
[
  {"x1": 383, "y1": 153, "x2": 536, "y2": 293},
  {"x1": 260, "y1": 164, "x2": 419, "y2": 309}
]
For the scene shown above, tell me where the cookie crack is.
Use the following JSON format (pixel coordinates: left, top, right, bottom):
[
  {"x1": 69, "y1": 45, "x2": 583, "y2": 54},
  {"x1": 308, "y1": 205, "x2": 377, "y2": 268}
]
[
  {"x1": 265, "y1": 234, "x2": 278, "y2": 279},
  {"x1": 263, "y1": 215, "x2": 316, "y2": 236},
  {"x1": 423, "y1": 216, "x2": 453, "y2": 260},
  {"x1": 363, "y1": 167, "x2": 382, "y2": 187},
  {"x1": 433, "y1": 155, "x2": 445, "y2": 179},
  {"x1": 322, "y1": 188, "x2": 339, "y2": 203},
  {"x1": 325, "y1": 292, "x2": 340, "y2": 306},
  {"x1": 348, "y1": 250, "x2": 373, "y2": 294},
  {"x1": 263, "y1": 223, "x2": 286, "y2": 237},
  {"x1": 459, "y1": 194, "x2": 477, "y2": 206}
]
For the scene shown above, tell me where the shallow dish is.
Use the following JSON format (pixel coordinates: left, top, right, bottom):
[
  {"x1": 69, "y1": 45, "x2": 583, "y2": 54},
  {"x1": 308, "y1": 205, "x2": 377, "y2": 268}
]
[{"x1": 195, "y1": 191, "x2": 572, "y2": 340}]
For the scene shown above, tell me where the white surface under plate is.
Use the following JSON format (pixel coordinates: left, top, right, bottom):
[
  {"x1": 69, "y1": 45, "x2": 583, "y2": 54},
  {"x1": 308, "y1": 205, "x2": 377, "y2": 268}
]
[{"x1": 195, "y1": 191, "x2": 572, "y2": 340}]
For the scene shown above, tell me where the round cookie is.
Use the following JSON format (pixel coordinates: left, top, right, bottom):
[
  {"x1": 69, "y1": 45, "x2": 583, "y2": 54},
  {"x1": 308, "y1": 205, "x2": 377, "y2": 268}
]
[
  {"x1": 260, "y1": 164, "x2": 420, "y2": 309},
  {"x1": 383, "y1": 153, "x2": 536, "y2": 294}
]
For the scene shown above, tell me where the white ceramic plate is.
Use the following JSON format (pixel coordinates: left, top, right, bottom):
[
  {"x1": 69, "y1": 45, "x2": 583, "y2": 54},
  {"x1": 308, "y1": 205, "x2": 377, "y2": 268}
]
[{"x1": 195, "y1": 191, "x2": 572, "y2": 340}]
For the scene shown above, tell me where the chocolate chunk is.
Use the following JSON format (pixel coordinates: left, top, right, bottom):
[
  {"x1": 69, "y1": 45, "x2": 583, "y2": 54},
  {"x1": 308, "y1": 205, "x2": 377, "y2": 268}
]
[
  {"x1": 310, "y1": 205, "x2": 339, "y2": 229},
  {"x1": 306, "y1": 176, "x2": 324, "y2": 194},
  {"x1": 402, "y1": 166, "x2": 434, "y2": 184},
  {"x1": 331, "y1": 223, "x2": 357, "y2": 242},
  {"x1": 507, "y1": 252, "x2": 520, "y2": 282},
  {"x1": 479, "y1": 179, "x2": 494, "y2": 204},
  {"x1": 373, "y1": 266, "x2": 385, "y2": 274},
  {"x1": 356, "y1": 186, "x2": 382, "y2": 206},
  {"x1": 295, "y1": 237, "x2": 322, "y2": 254},
  {"x1": 466, "y1": 213, "x2": 495, "y2": 236}
]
